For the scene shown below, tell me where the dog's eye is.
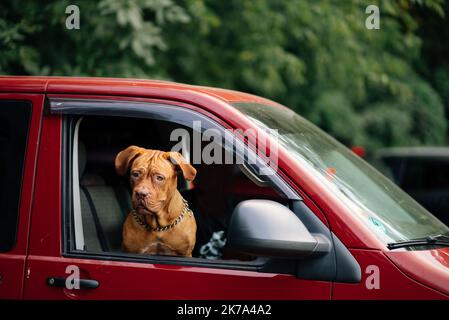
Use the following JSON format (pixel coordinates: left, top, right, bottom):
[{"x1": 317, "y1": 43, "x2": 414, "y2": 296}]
[
  {"x1": 131, "y1": 171, "x2": 141, "y2": 178},
  {"x1": 155, "y1": 175, "x2": 165, "y2": 182}
]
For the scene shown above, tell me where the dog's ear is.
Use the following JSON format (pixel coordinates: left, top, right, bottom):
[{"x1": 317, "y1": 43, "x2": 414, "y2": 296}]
[
  {"x1": 115, "y1": 146, "x2": 145, "y2": 176},
  {"x1": 165, "y1": 152, "x2": 197, "y2": 181}
]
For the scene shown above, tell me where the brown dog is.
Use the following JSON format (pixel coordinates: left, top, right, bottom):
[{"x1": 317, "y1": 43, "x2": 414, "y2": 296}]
[{"x1": 115, "y1": 146, "x2": 197, "y2": 257}]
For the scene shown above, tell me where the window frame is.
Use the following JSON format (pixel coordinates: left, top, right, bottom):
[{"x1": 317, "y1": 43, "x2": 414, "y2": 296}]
[{"x1": 57, "y1": 97, "x2": 307, "y2": 273}]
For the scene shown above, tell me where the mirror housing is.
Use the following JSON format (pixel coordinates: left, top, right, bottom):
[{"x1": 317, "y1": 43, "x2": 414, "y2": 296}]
[{"x1": 227, "y1": 200, "x2": 330, "y2": 258}]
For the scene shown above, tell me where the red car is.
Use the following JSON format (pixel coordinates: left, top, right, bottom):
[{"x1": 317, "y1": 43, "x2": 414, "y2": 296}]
[{"x1": 1, "y1": 76, "x2": 449, "y2": 300}]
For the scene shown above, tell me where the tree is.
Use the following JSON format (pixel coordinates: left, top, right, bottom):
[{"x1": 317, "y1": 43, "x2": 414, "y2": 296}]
[
  {"x1": 157, "y1": 0, "x2": 447, "y2": 150},
  {"x1": 412, "y1": 0, "x2": 449, "y2": 128},
  {"x1": 0, "y1": 0, "x2": 446, "y2": 151},
  {"x1": 0, "y1": 0, "x2": 189, "y2": 76}
]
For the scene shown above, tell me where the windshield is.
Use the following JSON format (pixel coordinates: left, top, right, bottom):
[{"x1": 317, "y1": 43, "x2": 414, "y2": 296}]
[{"x1": 234, "y1": 102, "x2": 449, "y2": 245}]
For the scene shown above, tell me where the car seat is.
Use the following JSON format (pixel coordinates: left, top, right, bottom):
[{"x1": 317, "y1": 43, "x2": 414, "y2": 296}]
[{"x1": 78, "y1": 141, "x2": 132, "y2": 252}]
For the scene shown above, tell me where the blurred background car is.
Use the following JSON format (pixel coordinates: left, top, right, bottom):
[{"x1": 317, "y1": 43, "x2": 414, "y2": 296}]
[{"x1": 373, "y1": 147, "x2": 449, "y2": 226}]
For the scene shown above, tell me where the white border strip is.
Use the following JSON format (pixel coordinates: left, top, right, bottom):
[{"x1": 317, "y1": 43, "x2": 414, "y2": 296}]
[{"x1": 73, "y1": 117, "x2": 85, "y2": 250}]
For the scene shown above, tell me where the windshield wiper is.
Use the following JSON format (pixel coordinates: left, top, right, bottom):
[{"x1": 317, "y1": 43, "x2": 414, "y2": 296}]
[{"x1": 387, "y1": 234, "x2": 449, "y2": 250}]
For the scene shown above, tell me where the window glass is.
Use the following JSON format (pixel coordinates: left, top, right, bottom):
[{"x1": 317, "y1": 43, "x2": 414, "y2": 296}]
[{"x1": 0, "y1": 100, "x2": 32, "y2": 252}]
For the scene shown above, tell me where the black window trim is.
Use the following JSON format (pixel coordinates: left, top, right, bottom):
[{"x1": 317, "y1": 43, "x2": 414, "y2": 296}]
[
  {"x1": 57, "y1": 97, "x2": 318, "y2": 274},
  {"x1": 0, "y1": 99, "x2": 33, "y2": 252}
]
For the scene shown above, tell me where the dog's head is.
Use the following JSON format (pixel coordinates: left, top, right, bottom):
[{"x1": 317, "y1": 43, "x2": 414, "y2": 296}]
[{"x1": 115, "y1": 146, "x2": 196, "y2": 215}]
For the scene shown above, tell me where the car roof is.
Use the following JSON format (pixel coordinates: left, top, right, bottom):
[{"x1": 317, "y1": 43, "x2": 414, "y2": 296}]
[
  {"x1": 0, "y1": 76, "x2": 278, "y2": 105},
  {"x1": 377, "y1": 147, "x2": 449, "y2": 159}
]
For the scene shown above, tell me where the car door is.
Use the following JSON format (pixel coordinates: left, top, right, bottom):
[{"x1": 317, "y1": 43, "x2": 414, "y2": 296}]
[
  {"x1": 0, "y1": 94, "x2": 44, "y2": 299},
  {"x1": 24, "y1": 96, "x2": 338, "y2": 299}
]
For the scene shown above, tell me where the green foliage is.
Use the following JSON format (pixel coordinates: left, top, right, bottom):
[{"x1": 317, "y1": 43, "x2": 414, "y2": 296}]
[
  {"x1": 0, "y1": 0, "x2": 447, "y2": 150},
  {"x1": 435, "y1": 65, "x2": 449, "y2": 111},
  {"x1": 157, "y1": 0, "x2": 447, "y2": 149},
  {"x1": 359, "y1": 79, "x2": 446, "y2": 150},
  {"x1": 0, "y1": 0, "x2": 189, "y2": 76},
  {"x1": 414, "y1": 0, "x2": 449, "y2": 118}
]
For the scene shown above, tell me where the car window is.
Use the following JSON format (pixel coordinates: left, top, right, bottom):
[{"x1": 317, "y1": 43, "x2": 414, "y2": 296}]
[
  {"x1": 66, "y1": 111, "x2": 289, "y2": 264},
  {"x1": 0, "y1": 100, "x2": 32, "y2": 252}
]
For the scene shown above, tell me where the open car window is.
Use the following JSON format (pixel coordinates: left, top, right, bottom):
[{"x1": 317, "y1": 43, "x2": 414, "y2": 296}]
[{"x1": 59, "y1": 99, "x2": 298, "y2": 267}]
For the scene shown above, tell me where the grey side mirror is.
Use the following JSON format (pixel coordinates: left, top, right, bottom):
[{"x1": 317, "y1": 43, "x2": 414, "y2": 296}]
[{"x1": 227, "y1": 200, "x2": 330, "y2": 258}]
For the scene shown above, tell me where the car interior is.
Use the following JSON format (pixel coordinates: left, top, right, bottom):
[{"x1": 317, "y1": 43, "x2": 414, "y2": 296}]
[{"x1": 75, "y1": 116, "x2": 288, "y2": 260}]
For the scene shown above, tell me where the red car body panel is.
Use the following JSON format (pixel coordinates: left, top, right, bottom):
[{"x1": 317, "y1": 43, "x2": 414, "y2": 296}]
[
  {"x1": 385, "y1": 248, "x2": 449, "y2": 295},
  {"x1": 25, "y1": 257, "x2": 331, "y2": 300},
  {"x1": 0, "y1": 76, "x2": 449, "y2": 299},
  {"x1": 333, "y1": 249, "x2": 446, "y2": 299},
  {"x1": 27, "y1": 113, "x2": 62, "y2": 259},
  {"x1": 0, "y1": 93, "x2": 44, "y2": 299}
]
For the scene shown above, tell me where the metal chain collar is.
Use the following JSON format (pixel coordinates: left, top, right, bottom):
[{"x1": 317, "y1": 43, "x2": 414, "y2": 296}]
[{"x1": 132, "y1": 198, "x2": 192, "y2": 232}]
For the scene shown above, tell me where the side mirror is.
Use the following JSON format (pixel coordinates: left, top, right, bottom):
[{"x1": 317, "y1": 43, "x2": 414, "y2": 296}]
[{"x1": 227, "y1": 200, "x2": 330, "y2": 258}]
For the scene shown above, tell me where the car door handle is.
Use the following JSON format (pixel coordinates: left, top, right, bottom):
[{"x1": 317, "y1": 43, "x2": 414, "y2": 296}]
[{"x1": 46, "y1": 277, "x2": 99, "y2": 289}]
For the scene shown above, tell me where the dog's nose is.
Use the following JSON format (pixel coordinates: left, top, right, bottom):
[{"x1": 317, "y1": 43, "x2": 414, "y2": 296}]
[{"x1": 135, "y1": 189, "x2": 150, "y2": 199}]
